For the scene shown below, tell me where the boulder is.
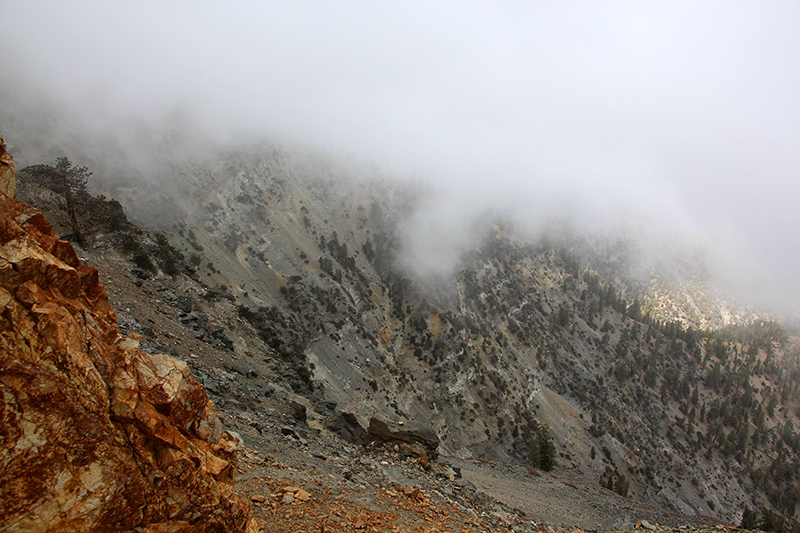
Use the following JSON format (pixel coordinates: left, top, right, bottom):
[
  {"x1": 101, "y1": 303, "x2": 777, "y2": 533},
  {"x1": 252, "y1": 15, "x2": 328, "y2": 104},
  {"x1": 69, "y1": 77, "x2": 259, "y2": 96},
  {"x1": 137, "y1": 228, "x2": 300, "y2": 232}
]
[
  {"x1": 328, "y1": 411, "x2": 369, "y2": 444},
  {"x1": 367, "y1": 417, "x2": 439, "y2": 458},
  {"x1": 288, "y1": 400, "x2": 308, "y2": 423},
  {"x1": 0, "y1": 183, "x2": 257, "y2": 531},
  {"x1": 175, "y1": 294, "x2": 196, "y2": 313}
]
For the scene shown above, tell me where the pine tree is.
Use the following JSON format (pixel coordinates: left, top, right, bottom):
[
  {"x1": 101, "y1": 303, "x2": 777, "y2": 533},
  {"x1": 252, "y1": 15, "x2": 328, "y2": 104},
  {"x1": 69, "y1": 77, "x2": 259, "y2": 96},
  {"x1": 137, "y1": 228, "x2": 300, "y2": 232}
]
[
  {"x1": 528, "y1": 423, "x2": 556, "y2": 472},
  {"x1": 740, "y1": 507, "x2": 758, "y2": 530},
  {"x1": 23, "y1": 157, "x2": 92, "y2": 244}
]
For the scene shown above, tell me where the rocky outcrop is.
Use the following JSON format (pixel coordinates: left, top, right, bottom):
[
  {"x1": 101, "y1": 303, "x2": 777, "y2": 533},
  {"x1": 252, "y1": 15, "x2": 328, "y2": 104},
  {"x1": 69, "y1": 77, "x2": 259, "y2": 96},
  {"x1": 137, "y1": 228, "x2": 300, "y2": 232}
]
[
  {"x1": 328, "y1": 411, "x2": 370, "y2": 444},
  {"x1": 367, "y1": 417, "x2": 440, "y2": 459},
  {"x1": 327, "y1": 413, "x2": 439, "y2": 459},
  {"x1": 0, "y1": 132, "x2": 14, "y2": 198},
  {"x1": 0, "y1": 154, "x2": 255, "y2": 531}
]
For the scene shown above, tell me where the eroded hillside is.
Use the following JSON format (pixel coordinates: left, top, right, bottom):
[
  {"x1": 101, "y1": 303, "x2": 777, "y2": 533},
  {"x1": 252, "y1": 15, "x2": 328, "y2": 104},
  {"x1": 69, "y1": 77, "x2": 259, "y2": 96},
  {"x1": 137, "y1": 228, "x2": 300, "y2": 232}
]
[
  {"x1": 63, "y1": 141, "x2": 797, "y2": 526},
  {"x1": 10, "y1": 135, "x2": 800, "y2": 528}
]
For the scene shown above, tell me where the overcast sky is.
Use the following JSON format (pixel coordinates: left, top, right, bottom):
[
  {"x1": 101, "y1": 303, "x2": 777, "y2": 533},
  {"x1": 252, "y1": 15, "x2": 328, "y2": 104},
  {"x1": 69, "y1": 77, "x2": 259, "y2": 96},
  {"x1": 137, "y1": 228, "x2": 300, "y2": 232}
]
[{"x1": 2, "y1": 1, "x2": 800, "y2": 312}]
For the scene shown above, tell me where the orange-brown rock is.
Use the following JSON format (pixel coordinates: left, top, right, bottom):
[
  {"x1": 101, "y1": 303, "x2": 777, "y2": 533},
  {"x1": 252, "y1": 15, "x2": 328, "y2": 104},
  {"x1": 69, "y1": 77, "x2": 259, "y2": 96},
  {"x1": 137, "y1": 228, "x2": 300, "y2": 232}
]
[
  {"x1": 0, "y1": 132, "x2": 14, "y2": 198},
  {"x1": 0, "y1": 165, "x2": 256, "y2": 529}
]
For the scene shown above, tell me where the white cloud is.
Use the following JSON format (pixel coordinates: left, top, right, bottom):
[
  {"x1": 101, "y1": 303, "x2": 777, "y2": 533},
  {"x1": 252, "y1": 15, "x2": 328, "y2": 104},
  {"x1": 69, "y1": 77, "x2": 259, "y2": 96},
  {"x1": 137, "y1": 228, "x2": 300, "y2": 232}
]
[{"x1": 2, "y1": 0, "x2": 800, "y2": 312}]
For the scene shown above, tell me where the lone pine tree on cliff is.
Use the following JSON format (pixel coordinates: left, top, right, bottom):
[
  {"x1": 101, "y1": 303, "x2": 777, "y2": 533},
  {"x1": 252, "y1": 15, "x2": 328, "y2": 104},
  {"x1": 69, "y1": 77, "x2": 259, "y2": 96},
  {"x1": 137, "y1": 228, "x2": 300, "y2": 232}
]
[{"x1": 25, "y1": 157, "x2": 91, "y2": 244}]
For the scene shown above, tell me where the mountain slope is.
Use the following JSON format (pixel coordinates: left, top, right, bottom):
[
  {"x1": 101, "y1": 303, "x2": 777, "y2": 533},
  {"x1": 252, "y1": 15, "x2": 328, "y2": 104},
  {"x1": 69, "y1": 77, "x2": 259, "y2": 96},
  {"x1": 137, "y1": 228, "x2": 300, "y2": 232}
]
[
  {"x1": 9, "y1": 129, "x2": 800, "y2": 528},
  {"x1": 75, "y1": 140, "x2": 799, "y2": 526}
]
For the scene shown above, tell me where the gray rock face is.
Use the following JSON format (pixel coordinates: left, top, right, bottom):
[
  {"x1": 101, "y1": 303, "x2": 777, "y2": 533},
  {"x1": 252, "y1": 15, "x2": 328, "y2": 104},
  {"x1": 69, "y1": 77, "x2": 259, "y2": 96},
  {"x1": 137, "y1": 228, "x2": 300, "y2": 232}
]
[
  {"x1": 328, "y1": 412, "x2": 369, "y2": 444},
  {"x1": 367, "y1": 417, "x2": 440, "y2": 456}
]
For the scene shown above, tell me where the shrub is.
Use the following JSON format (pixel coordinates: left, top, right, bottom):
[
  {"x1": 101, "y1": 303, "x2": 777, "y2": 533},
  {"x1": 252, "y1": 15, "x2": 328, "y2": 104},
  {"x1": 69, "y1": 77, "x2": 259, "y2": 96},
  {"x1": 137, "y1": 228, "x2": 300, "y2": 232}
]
[{"x1": 133, "y1": 251, "x2": 156, "y2": 273}]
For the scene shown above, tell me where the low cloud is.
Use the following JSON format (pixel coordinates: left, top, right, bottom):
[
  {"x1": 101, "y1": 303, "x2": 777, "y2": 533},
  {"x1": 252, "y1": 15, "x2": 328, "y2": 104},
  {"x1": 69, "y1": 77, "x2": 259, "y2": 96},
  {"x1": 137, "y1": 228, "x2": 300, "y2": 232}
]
[{"x1": 2, "y1": 1, "x2": 799, "y2": 314}]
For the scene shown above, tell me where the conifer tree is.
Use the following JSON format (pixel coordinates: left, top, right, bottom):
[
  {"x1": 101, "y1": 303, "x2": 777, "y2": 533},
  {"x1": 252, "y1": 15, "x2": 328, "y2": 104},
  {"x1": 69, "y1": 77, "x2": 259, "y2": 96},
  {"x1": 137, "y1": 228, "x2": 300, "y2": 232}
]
[
  {"x1": 528, "y1": 423, "x2": 556, "y2": 472},
  {"x1": 23, "y1": 157, "x2": 91, "y2": 244}
]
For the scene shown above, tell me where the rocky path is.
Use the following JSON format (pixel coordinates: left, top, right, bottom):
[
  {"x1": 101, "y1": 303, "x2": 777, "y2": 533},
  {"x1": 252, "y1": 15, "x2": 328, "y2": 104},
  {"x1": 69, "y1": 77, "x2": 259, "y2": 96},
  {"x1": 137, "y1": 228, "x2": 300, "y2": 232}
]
[{"x1": 219, "y1": 405, "x2": 736, "y2": 533}]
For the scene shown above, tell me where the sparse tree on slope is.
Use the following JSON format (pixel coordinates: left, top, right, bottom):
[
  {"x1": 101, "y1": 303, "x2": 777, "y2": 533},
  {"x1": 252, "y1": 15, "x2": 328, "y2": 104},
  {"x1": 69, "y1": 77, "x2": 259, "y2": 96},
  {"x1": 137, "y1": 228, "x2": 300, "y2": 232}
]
[
  {"x1": 23, "y1": 157, "x2": 91, "y2": 244},
  {"x1": 528, "y1": 423, "x2": 556, "y2": 472},
  {"x1": 52, "y1": 157, "x2": 90, "y2": 244}
]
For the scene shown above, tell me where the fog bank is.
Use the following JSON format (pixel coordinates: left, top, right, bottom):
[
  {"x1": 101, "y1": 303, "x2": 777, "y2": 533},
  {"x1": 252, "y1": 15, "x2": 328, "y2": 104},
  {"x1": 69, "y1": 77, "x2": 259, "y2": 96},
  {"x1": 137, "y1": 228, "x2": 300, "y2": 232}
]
[{"x1": 2, "y1": 1, "x2": 799, "y2": 314}]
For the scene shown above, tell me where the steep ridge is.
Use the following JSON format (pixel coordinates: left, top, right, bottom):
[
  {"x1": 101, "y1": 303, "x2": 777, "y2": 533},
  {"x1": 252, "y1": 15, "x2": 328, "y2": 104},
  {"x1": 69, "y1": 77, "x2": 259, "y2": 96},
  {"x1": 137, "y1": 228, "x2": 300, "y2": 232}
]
[
  {"x1": 0, "y1": 147, "x2": 256, "y2": 531},
  {"x1": 6, "y1": 128, "x2": 800, "y2": 528},
  {"x1": 91, "y1": 142, "x2": 800, "y2": 525}
]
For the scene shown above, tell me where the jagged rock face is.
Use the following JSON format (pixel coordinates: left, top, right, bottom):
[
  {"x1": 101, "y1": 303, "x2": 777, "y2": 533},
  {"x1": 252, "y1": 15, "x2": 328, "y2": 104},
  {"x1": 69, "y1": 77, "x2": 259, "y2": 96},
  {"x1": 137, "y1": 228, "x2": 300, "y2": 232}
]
[
  {"x1": 0, "y1": 133, "x2": 15, "y2": 198},
  {"x1": 0, "y1": 187, "x2": 254, "y2": 529}
]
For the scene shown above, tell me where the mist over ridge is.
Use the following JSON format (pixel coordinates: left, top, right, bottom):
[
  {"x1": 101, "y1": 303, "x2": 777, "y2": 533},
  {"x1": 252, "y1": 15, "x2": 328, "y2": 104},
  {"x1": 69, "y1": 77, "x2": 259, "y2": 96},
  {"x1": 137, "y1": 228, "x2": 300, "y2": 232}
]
[
  {"x1": 2, "y1": 1, "x2": 800, "y2": 316},
  {"x1": 8, "y1": 8, "x2": 800, "y2": 525}
]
